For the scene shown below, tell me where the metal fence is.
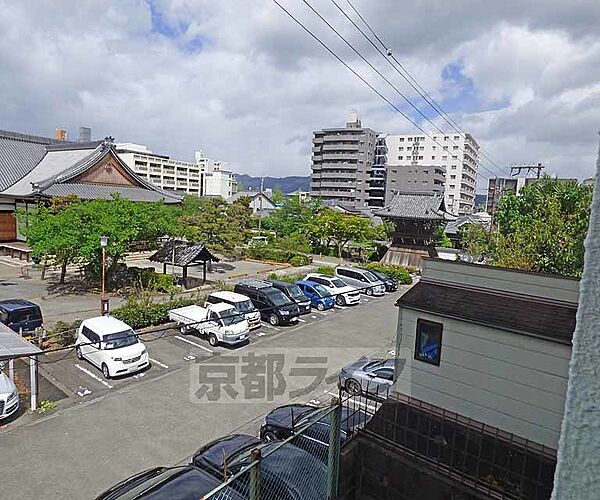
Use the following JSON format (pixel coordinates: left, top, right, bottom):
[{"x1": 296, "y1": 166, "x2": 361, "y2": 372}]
[{"x1": 203, "y1": 401, "x2": 343, "y2": 500}]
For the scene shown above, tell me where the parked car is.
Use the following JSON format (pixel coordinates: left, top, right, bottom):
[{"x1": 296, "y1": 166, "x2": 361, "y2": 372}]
[
  {"x1": 365, "y1": 269, "x2": 398, "y2": 292},
  {"x1": 169, "y1": 303, "x2": 250, "y2": 347},
  {"x1": 0, "y1": 299, "x2": 43, "y2": 336},
  {"x1": 338, "y1": 357, "x2": 395, "y2": 398},
  {"x1": 94, "y1": 465, "x2": 244, "y2": 500},
  {"x1": 0, "y1": 369, "x2": 19, "y2": 420},
  {"x1": 260, "y1": 403, "x2": 370, "y2": 456},
  {"x1": 303, "y1": 273, "x2": 361, "y2": 306},
  {"x1": 76, "y1": 316, "x2": 149, "y2": 379},
  {"x1": 234, "y1": 279, "x2": 299, "y2": 326},
  {"x1": 334, "y1": 267, "x2": 386, "y2": 296},
  {"x1": 192, "y1": 434, "x2": 327, "y2": 500},
  {"x1": 295, "y1": 280, "x2": 335, "y2": 311},
  {"x1": 205, "y1": 291, "x2": 261, "y2": 329},
  {"x1": 267, "y1": 279, "x2": 312, "y2": 315}
]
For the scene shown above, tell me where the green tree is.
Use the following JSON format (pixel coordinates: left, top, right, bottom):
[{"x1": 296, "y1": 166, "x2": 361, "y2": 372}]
[
  {"x1": 435, "y1": 225, "x2": 453, "y2": 248},
  {"x1": 306, "y1": 209, "x2": 379, "y2": 257},
  {"x1": 494, "y1": 177, "x2": 593, "y2": 277},
  {"x1": 263, "y1": 196, "x2": 323, "y2": 236},
  {"x1": 459, "y1": 223, "x2": 491, "y2": 260},
  {"x1": 271, "y1": 185, "x2": 285, "y2": 204}
]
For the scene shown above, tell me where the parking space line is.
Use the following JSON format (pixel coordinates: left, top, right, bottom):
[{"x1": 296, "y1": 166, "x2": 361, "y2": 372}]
[
  {"x1": 316, "y1": 311, "x2": 328, "y2": 316},
  {"x1": 149, "y1": 358, "x2": 169, "y2": 369},
  {"x1": 74, "y1": 364, "x2": 113, "y2": 389},
  {"x1": 174, "y1": 336, "x2": 213, "y2": 353},
  {"x1": 261, "y1": 323, "x2": 280, "y2": 331},
  {"x1": 310, "y1": 315, "x2": 317, "y2": 319},
  {"x1": 297, "y1": 318, "x2": 307, "y2": 323},
  {"x1": 334, "y1": 305, "x2": 344, "y2": 310}
]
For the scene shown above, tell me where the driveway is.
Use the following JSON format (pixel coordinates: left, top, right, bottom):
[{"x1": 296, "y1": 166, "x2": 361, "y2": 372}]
[{"x1": 0, "y1": 289, "x2": 403, "y2": 499}]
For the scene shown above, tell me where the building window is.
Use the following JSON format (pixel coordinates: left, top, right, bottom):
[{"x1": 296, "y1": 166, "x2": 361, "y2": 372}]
[
  {"x1": 431, "y1": 156, "x2": 435, "y2": 160},
  {"x1": 399, "y1": 147, "x2": 404, "y2": 151},
  {"x1": 408, "y1": 137, "x2": 413, "y2": 141},
  {"x1": 398, "y1": 156, "x2": 403, "y2": 160},
  {"x1": 399, "y1": 137, "x2": 404, "y2": 142},
  {"x1": 414, "y1": 319, "x2": 443, "y2": 365},
  {"x1": 418, "y1": 156, "x2": 423, "y2": 160}
]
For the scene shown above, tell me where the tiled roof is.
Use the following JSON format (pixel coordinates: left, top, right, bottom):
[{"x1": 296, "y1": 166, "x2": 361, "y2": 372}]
[
  {"x1": 150, "y1": 240, "x2": 219, "y2": 266},
  {"x1": 375, "y1": 192, "x2": 454, "y2": 220},
  {"x1": 0, "y1": 130, "x2": 59, "y2": 191},
  {"x1": 41, "y1": 183, "x2": 181, "y2": 203},
  {"x1": 397, "y1": 281, "x2": 577, "y2": 345}
]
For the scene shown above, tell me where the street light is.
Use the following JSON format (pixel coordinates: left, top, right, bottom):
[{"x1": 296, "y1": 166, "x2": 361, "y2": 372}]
[{"x1": 100, "y1": 236, "x2": 109, "y2": 316}]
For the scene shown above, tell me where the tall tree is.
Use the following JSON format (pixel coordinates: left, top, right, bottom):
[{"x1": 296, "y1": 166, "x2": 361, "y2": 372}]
[
  {"x1": 262, "y1": 196, "x2": 323, "y2": 236},
  {"x1": 494, "y1": 177, "x2": 593, "y2": 277},
  {"x1": 271, "y1": 185, "x2": 285, "y2": 204}
]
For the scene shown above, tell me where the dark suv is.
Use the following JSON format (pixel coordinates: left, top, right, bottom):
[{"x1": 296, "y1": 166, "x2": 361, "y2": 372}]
[
  {"x1": 267, "y1": 280, "x2": 311, "y2": 315},
  {"x1": 234, "y1": 280, "x2": 300, "y2": 326},
  {"x1": 0, "y1": 299, "x2": 43, "y2": 335}
]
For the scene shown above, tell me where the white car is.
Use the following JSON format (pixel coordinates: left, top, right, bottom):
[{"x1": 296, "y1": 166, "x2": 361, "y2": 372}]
[
  {"x1": 76, "y1": 316, "x2": 149, "y2": 379},
  {"x1": 303, "y1": 274, "x2": 361, "y2": 306},
  {"x1": 0, "y1": 370, "x2": 19, "y2": 420}
]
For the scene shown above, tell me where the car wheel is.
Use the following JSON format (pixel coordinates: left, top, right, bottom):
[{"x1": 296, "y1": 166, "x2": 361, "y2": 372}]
[
  {"x1": 76, "y1": 346, "x2": 83, "y2": 360},
  {"x1": 317, "y1": 302, "x2": 325, "y2": 311},
  {"x1": 208, "y1": 334, "x2": 218, "y2": 347},
  {"x1": 262, "y1": 430, "x2": 278, "y2": 442},
  {"x1": 346, "y1": 378, "x2": 362, "y2": 395},
  {"x1": 366, "y1": 287, "x2": 374, "y2": 296},
  {"x1": 180, "y1": 325, "x2": 188, "y2": 335},
  {"x1": 336, "y1": 295, "x2": 345, "y2": 306},
  {"x1": 269, "y1": 314, "x2": 279, "y2": 326},
  {"x1": 102, "y1": 363, "x2": 111, "y2": 379}
]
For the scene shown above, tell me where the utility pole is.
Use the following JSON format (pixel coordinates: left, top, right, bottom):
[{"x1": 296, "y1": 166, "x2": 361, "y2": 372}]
[
  {"x1": 258, "y1": 177, "x2": 264, "y2": 232},
  {"x1": 511, "y1": 162, "x2": 545, "y2": 179}
]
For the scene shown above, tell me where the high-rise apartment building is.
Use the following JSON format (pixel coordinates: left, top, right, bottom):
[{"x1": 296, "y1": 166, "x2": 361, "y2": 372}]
[
  {"x1": 117, "y1": 143, "x2": 236, "y2": 199},
  {"x1": 310, "y1": 112, "x2": 377, "y2": 206},
  {"x1": 385, "y1": 133, "x2": 479, "y2": 214}
]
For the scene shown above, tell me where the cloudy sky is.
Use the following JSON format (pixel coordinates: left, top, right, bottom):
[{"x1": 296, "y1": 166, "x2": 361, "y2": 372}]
[{"x1": 1, "y1": 0, "x2": 599, "y2": 189}]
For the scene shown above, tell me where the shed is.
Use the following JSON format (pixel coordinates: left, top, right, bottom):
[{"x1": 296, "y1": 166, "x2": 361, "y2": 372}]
[{"x1": 149, "y1": 240, "x2": 219, "y2": 283}]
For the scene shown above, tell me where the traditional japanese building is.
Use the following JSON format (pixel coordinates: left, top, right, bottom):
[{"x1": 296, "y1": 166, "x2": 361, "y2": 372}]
[
  {"x1": 375, "y1": 191, "x2": 454, "y2": 268},
  {"x1": 0, "y1": 130, "x2": 181, "y2": 241}
]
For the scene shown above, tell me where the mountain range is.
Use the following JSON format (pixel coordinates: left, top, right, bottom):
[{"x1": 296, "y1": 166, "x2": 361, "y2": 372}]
[{"x1": 234, "y1": 174, "x2": 310, "y2": 193}]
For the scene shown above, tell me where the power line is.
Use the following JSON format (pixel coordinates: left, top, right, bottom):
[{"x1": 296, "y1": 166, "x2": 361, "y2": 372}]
[{"x1": 337, "y1": 0, "x2": 507, "y2": 175}]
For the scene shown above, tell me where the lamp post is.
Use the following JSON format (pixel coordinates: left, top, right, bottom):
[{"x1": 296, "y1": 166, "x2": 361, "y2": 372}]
[{"x1": 100, "y1": 235, "x2": 109, "y2": 316}]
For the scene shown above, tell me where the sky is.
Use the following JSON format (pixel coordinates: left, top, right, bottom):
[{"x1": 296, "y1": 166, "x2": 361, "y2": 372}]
[{"x1": 1, "y1": 0, "x2": 599, "y2": 190}]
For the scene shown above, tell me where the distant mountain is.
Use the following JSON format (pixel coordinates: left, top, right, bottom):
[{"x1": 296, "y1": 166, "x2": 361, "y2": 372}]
[{"x1": 234, "y1": 174, "x2": 310, "y2": 193}]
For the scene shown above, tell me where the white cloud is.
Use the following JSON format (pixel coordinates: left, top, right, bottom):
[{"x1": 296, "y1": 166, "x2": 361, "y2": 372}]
[{"x1": 0, "y1": 0, "x2": 598, "y2": 185}]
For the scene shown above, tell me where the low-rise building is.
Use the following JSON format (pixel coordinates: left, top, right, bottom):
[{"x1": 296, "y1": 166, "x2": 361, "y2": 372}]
[{"x1": 227, "y1": 191, "x2": 277, "y2": 216}]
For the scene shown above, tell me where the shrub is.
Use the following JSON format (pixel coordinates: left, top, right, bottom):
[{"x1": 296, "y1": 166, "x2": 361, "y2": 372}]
[
  {"x1": 315, "y1": 265, "x2": 335, "y2": 276},
  {"x1": 37, "y1": 400, "x2": 57, "y2": 414},
  {"x1": 289, "y1": 255, "x2": 310, "y2": 267},
  {"x1": 49, "y1": 320, "x2": 82, "y2": 347},
  {"x1": 244, "y1": 245, "x2": 312, "y2": 266},
  {"x1": 364, "y1": 262, "x2": 412, "y2": 284},
  {"x1": 268, "y1": 273, "x2": 303, "y2": 284},
  {"x1": 112, "y1": 295, "x2": 204, "y2": 329},
  {"x1": 127, "y1": 267, "x2": 175, "y2": 292}
]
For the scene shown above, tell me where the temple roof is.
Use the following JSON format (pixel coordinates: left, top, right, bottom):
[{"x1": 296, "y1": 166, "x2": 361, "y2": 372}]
[
  {"x1": 375, "y1": 192, "x2": 455, "y2": 221},
  {"x1": 150, "y1": 240, "x2": 219, "y2": 267}
]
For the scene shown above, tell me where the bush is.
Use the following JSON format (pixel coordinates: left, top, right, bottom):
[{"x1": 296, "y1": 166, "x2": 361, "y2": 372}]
[
  {"x1": 127, "y1": 267, "x2": 174, "y2": 292},
  {"x1": 315, "y1": 265, "x2": 335, "y2": 276},
  {"x1": 112, "y1": 295, "x2": 203, "y2": 329},
  {"x1": 244, "y1": 245, "x2": 312, "y2": 266},
  {"x1": 364, "y1": 262, "x2": 412, "y2": 284},
  {"x1": 49, "y1": 320, "x2": 82, "y2": 347},
  {"x1": 268, "y1": 272, "x2": 304, "y2": 283},
  {"x1": 289, "y1": 255, "x2": 310, "y2": 267}
]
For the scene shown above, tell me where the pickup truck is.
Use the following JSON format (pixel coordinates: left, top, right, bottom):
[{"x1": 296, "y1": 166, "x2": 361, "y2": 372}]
[{"x1": 169, "y1": 303, "x2": 250, "y2": 347}]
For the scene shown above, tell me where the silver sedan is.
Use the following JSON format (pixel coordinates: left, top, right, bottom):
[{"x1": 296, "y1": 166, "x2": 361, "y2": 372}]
[{"x1": 338, "y1": 357, "x2": 395, "y2": 398}]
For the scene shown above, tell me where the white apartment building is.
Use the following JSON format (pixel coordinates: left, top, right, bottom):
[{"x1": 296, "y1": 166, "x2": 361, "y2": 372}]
[
  {"x1": 385, "y1": 132, "x2": 479, "y2": 215},
  {"x1": 117, "y1": 144, "x2": 236, "y2": 199}
]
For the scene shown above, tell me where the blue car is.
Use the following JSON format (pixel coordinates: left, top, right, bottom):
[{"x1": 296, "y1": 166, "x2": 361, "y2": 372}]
[{"x1": 295, "y1": 281, "x2": 335, "y2": 311}]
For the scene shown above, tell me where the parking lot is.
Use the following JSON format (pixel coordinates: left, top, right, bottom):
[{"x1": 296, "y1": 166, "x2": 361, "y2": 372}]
[{"x1": 0, "y1": 287, "x2": 404, "y2": 499}]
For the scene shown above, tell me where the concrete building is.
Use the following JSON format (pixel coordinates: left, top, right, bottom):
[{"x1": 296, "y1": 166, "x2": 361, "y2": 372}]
[
  {"x1": 311, "y1": 111, "x2": 377, "y2": 207},
  {"x1": 117, "y1": 144, "x2": 236, "y2": 199},
  {"x1": 385, "y1": 132, "x2": 479, "y2": 215},
  {"x1": 384, "y1": 164, "x2": 446, "y2": 203}
]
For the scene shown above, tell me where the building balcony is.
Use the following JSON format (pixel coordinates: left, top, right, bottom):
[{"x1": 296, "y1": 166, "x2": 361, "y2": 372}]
[
  {"x1": 321, "y1": 153, "x2": 360, "y2": 161},
  {"x1": 322, "y1": 133, "x2": 362, "y2": 142},
  {"x1": 322, "y1": 144, "x2": 359, "y2": 152},
  {"x1": 319, "y1": 162, "x2": 358, "y2": 170}
]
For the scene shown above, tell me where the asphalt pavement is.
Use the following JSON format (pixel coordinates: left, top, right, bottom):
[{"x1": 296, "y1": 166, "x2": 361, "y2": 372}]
[{"x1": 0, "y1": 289, "x2": 403, "y2": 499}]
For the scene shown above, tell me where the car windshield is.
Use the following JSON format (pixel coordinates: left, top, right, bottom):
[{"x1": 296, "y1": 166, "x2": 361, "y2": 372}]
[
  {"x1": 267, "y1": 290, "x2": 292, "y2": 307},
  {"x1": 364, "y1": 271, "x2": 379, "y2": 283},
  {"x1": 220, "y1": 310, "x2": 245, "y2": 326},
  {"x1": 103, "y1": 329, "x2": 138, "y2": 349},
  {"x1": 288, "y1": 285, "x2": 306, "y2": 300},
  {"x1": 313, "y1": 284, "x2": 330, "y2": 297},
  {"x1": 236, "y1": 300, "x2": 255, "y2": 313},
  {"x1": 331, "y1": 278, "x2": 347, "y2": 288}
]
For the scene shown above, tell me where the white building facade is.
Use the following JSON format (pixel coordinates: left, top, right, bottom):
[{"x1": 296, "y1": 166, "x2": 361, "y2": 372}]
[
  {"x1": 385, "y1": 133, "x2": 479, "y2": 215},
  {"x1": 117, "y1": 144, "x2": 236, "y2": 199}
]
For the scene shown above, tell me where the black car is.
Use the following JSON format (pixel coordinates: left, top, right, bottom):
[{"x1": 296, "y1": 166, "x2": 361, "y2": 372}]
[
  {"x1": 267, "y1": 279, "x2": 312, "y2": 315},
  {"x1": 364, "y1": 269, "x2": 398, "y2": 292},
  {"x1": 0, "y1": 299, "x2": 43, "y2": 335},
  {"x1": 234, "y1": 279, "x2": 300, "y2": 326},
  {"x1": 192, "y1": 434, "x2": 327, "y2": 500},
  {"x1": 260, "y1": 404, "x2": 370, "y2": 456},
  {"x1": 94, "y1": 465, "x2": 244, "y2": 500}
]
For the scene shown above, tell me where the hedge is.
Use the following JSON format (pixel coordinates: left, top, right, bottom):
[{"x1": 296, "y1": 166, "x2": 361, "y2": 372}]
[
  {"x1": 315, "y1": 265, "x2": 335, "y2": 276},
  {"x1": 245, "y1": 245, "x2": 312, "y2": 266},
  {"x1": 364, "y1": 262, "x2": 412, "y2": 285},
  {"x1": 112, "y1": 296, "x2": 200, "y2": 329},
  {"x1": 127, "y1": 267, "x2": 174, "y2": 292}
]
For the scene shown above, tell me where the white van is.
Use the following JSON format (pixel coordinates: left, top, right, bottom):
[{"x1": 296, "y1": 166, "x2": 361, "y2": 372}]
[
  {"x1": 205, "y1": 291, "x2": 261, "y2": 329},
  {"x1": 0, "y1": 369, "x2": 19, "y2": 420},
  {"x1": 76, "y1": 316, "x2": 149, "y2": 379}
]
